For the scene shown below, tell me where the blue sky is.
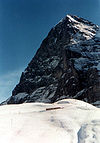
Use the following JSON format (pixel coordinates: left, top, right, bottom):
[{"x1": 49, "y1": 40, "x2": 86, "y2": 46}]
[{"x1": 0, "y1": 0, "x2": 100, "y2": 103}]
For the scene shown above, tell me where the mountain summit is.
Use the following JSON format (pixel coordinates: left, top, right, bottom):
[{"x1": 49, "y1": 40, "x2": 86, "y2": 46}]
[{"x1": 2, "y1": 15, "x2": 100, "y2": 106}]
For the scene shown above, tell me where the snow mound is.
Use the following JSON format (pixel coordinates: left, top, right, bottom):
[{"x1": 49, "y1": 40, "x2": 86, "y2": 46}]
[{"x1": 0, "y1": 99, "x2": 100, "y2": 143}]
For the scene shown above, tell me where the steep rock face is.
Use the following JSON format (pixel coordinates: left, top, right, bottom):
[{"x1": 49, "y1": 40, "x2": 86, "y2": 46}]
[{"x1": 2, "y1": 15, "x2": 100, "y2": 105}]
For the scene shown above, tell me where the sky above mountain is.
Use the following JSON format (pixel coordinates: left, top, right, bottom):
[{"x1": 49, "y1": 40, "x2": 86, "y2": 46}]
[{"x1": 0, "y1": 0, "x2": 100, "y2": 103}]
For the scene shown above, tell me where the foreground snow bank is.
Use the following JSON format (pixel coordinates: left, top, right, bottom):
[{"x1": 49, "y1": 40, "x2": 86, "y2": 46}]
[{"x1": 0, "y1": 99, "x2": 100, "y2": 143}]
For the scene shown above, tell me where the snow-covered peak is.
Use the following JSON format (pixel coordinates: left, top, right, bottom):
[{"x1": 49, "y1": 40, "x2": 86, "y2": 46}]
[
  {"x1": 66, "y1": 14, "x2": 79, "y2": 23},
  {"x1": 55, "y1": 15, "x2": 98, "y2": 41}
]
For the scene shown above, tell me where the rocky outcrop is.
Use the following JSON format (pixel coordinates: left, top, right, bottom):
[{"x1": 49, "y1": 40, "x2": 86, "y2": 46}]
[{"x1": 2, "y1": 15, "x2": 100, "y2": 105}]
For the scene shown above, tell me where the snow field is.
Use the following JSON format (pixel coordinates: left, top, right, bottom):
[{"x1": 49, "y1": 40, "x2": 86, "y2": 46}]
[{"x1": 0, "y1": 99, "x2": 100, "y2": 143}]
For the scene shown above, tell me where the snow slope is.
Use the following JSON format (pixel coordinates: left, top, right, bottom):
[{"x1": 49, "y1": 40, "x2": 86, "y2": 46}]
[{"x1": 0, "y1": 99, "x2": 100, "y2": 143}]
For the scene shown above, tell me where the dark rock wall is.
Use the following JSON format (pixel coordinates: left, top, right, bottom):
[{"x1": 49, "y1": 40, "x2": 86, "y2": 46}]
[{"x1": 2, "y1": 15, "x2": 100, "y2": 105}]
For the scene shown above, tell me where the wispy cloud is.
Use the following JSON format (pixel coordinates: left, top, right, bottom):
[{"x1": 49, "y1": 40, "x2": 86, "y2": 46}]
[{"x1": 0, "y1": 69, "x2": 23, "y2": 103}]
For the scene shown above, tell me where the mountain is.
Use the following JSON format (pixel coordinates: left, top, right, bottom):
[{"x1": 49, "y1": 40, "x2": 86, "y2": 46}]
[
  {"x1": 2, "y1": 14, "x2": 100, "y2": 105},
  {"x1": 0, "y1": 99, "x2": 100, "y2": 143}
]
